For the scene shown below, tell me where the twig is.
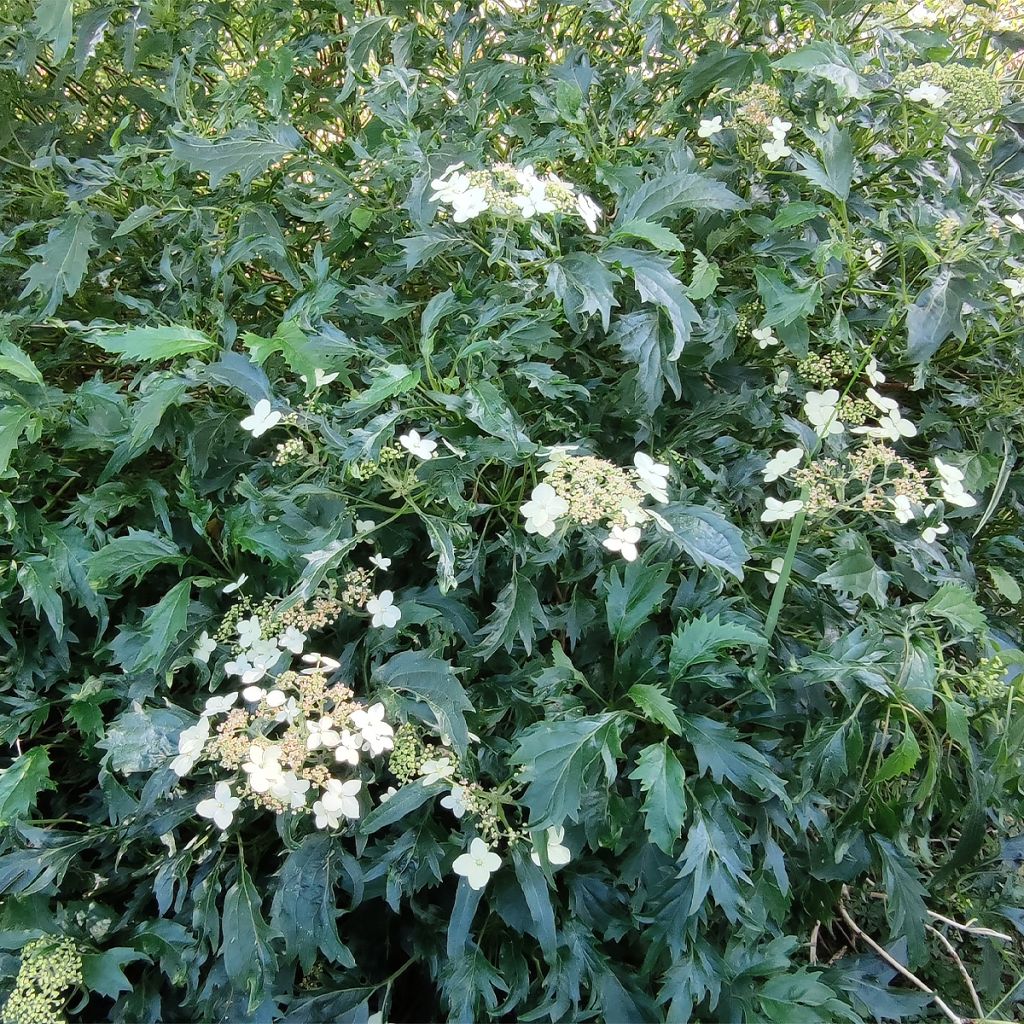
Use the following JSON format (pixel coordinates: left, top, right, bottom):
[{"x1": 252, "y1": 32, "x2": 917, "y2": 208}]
[
  {"x1": 837, "y1": 888, "x2": 965, "y2": 1024},
  {"x1": 809, "y1": 921, "x2": 820, "y2": 965},
  {"x1": 927, "y1": 924, "x2": 984, "y2": 1019},
  {"x1": 928, "y1": 910, "x2": 1013, "y2": 942}
]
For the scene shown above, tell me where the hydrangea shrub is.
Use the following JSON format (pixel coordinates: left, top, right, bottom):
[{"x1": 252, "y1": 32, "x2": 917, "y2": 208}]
[{"x1": 2, "y1": 0, "x2": 1024, "y2": 1020}]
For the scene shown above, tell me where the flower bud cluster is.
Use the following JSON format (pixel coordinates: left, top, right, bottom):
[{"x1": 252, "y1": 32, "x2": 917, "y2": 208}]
[
  {"x1": 892, "y1": 63, "x2": 1001, "y2": 124},
  {"x1": 273, "y1": 437, "x2": 306, "y2": 466},
  {"x1": 732, "y1": 83, "x2": 788, "y2": 135},
  {"x1": 2, "y1": 937, "x2": 82, "y2": 1024}
]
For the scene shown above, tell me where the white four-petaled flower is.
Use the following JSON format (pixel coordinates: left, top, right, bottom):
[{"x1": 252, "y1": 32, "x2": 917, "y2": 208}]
[
  {"x1": 603, "y1": 525, "x2": 642, "y2": 561},
  {"x1": 369, "y1": 553, "x2": 392, "y2": 571},
  {"x1": 440, "y1": 784, "x2": 469, "y2": 818},
  {"x1": 236, "y1": 615, "x2": 261, "y2": 650},
  {"x1": 633, "y1": 452, "x2": 670, "y2": 503},
  {"x1": 761, "y1": 497, "x2": 804, "y2": 523},
  {"x1": 762, "y1": 447, "x2": 803, "y2": 483},
  {"x1": 752, "y1": 326, "x2": 778, "y2": 349},
  {"x1": 193, "y1": 631, "x2": 216, "y2": 664},
  {"x1": 240, "y1": 399, "x2": 283, "y2": 438},
  {"x1": 367, "y1": 590, "x2": 402, "y2": 628},
  {"x1": 277, "y1": 626, "x2": 306, "y2": 654},
  {"x1": 399, "y1": 429, "x2": 437, "y2": 461},
  {"x1": 306, "y1": 716, "x2": 341, "y2": 751},
  {"x1": 530, "y1": 826, "x2": 571, "y2": 867},
  {"x1": 803, "y1": 389, "x2": 844, "y2": 436},
  {"x1": 196, "y1": 782, "x2": 240, "y2": 831},
  {"x1": 697, "y1": 116, "x2": 724, "y2": 138},
  {"x1": 202, "y1": 693, "x2": 237, "y2": 717},
  {"x1": 351, "y1": 703, "x2": 394, "y2": 755},
  {"x1": 891, "y1": 495, "x2": 915, "y2": 524},
  {"x1": 223, "y1": 573, "x2": 247, "y2": 594},
  {"x1": 520, "y1": 482, "x2": 568, "y2": 537},
  {"x1": 241, "y1": 744, "x2": 283, "y2": 793},
  {"x1": 907, "y1": 82, "x2": 950, "y2": 108},
  {"x1": 576, "y1": 193, "x2": 601, "y2": 232},
  {"x1": 452, "y1": 837, "x2": 502, "y2": 890}
]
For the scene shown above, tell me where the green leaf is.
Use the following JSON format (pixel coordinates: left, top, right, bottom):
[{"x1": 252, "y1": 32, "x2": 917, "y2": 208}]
[
  {"x1": 17, "y1": 556, "x2": 64, "y2": 636},
  {"x1": 341, "y1": 362, "x2": 420, "y2": 419},
  {"x1": 628, "y1": 742, "x2": 688, "y2": 854},
  {"x1": 358, "y1": 779, "x2": 448, "y2": 835},
  {"x1": 0, "y1": 406, "x2": 38, "y2": 478},
  {"x1": 605, "y1": 247, "x2": 700, "y2": 358},
  {"x1": 686, "y1": 250, "x2": 721, "y2": 300},
  {"x1": 874, "y1": 727, "x2": 921, "y2": 783},
  {"x1": 87, "y1": 324, "x2": 215, "y2": 362},
  {"x1": 512, "y1": 714, "x2": 622, "y2": 827},
  {"x1": 464, "y1": 381, "x2": 532, "y2": 449},
  {"x1": 767, "y1": 202, "x2": 827, "y2": 232},
  {"x1": 243, "y1": 319, "x2": 319, "y2": 393},
  {"x1": 373, "y1": 650, "x2": 473, "y2": 757},
  {"x1": 610, "y1": 309, "x2": 678, "y2": 416},
  {"x1": 222, "y1": 860, "x2": 278, "y2": 1009},
  {"x1": 80, "y1": 948, "x2": 150, "y2": 999},
  {"x1": 19, "y1": 211, "x2": 95, "y2": 317},
  {"x1": 551, "y1": 252, "x2": 620, "y2": 331},
  {"x1": 615, "y1": 170, "x2": 747, "y2": 225},
  {"x1": 905, "y1": 269, "x2": 971, "y2": 365},
  {"x1": 773, "y1": 42, "x2": 868, "y2": 98},
  {"x1": 605, "y1": 561, "x2": 670, "y2": 644},
  {"x1": 627, "y1": 683, "x2": 682, "y2": 735},
  {"x1": 754, "y1": 267, "x2": 821, "y2": 328},
  {"x1": 795, "y1": 126, "x2": 855, "y2": 200},
  {"x1": 875, "y1": 837, "x2": 927, "y2": 961},
  {"x1": 131, "y1": 579, "x2": 192, "y2": 672},
  {"x1": 423, "y1": 514, "x2": 458, "y2": 593},
  {"x1": 270, "y1": 834, "x2": 355, "y2": 971},
  {"x1": 681, "y1": 715, "x2": 787, "y2": 799},
  {"x1": 669, "y1": 615, "x2": 765, "y2": 676},
  {"x1": 815, "y1": 549, "x2": 890, "y2": 607},
  {"x1": 661, "y1": 504, "x2": 749, "y2": 579},
  {"x1": 169, "y1": 124, "x2": 301, "y2": 188},
  {"x1": 86, "y1": 529, "x2": 186, "y2": 587},
  {"x1": 989, "y1": 566, "x2": 1022, "y2": 604},
  {"x1": 96, "y1": 704, "x2": 190, "y2": 774},
  {"x1": 0, "y1": 341, "x2": 44, "y2": 385},
  {"x1": 475, "y1": 572, "x2": 548, "y2": 659},
  {"x1": 611, "y1": 219, "x2": 686, "y2": 252},
  {"x1": 32, "y1": 0, "x2": 72, "y2": 60},
  {"x1": 0, "y1": 748, "x2": 55, "y2": 825},
  {"x1": 922, "y1": 583, "x2": 987, "y2": 634}
]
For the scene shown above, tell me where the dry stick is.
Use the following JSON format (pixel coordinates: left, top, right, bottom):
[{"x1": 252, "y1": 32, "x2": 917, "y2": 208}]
[
  {"x1": 837, "y1": 889, "x2": 966, "y2": 1024},
  {"x1": 928, "y1": 910, "x2": 1013, "y2": 942},
  {"x1": 927, "y1": 924, "x2": 984, "y2": 1019},
  {"x1": 809, "y1": 921, "x2": 820, "y2": 965}
]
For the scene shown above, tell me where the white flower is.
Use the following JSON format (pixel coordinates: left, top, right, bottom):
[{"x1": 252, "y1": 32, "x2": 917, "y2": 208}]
[
  {"x1": 752, "y1": 326, "x2": 778, "y2": 349},
  {"x1": 452, "y1": 837, "x2": 502, "y2": 890},
  {"x1": 520, "y1": 482, "x2": 568, "y2": 537},
  {"x1": 240, "y1": 638, "x2": 282, "y2": 684},
  {"x1": 762, "y1": 447, "x2": 803, "y2": 483},
  {"x1": 440, "y1": 784, "x2": 470, "y2": 818},
  {"x1": 418, "y1": 757, "x2": 454, "y2": 786},
  {"x1": 603, "y1": 525, "x2": 642, "y2": 561},
  {"x1": 236, "y1": 615, "x2": 262, "y2": 650},
  {"x1": 311, "y1": 368, "x2": 339, "y2": 388},
  {"x1": 225, "y1": 654, "x2": 252, "y2": 679},
  {"x1": 241, "y1": 744, "x2": 283, "y2": 793},
  {"x1": 451, "y1": 186, "x2": 489, "y2": 222},
  {"x1": 369, "y1": 553, "x2": 392, "y2": 571},
  {"x1": 768, "y1": 117, "x2": 792, "y2": 139},
  {"x1": 922, "y1": 518, "x2": 950, "y2": 543},
  {"x1": 1008, "y1": 214, "x2": 1024, "y2": 233},
  {"x1": 576, "y1": 193, "x2": 601, "y2": 232},
  {"x1": 907, "y1": 82, "x2": 950, "y2": 108},
  {"x1": 865, "y1": 357, "x2": 885, "y2": 386},
  {"x1": 334, "y1": 730, "x2": 362, "y2": 766},
  {"x1": 1002, "y1": 278, "x2": 1024, "y2": 298},
  {"x1": 907, "y1": 1, "x2": 937, "y2": 24},
  {"x1": 355, "y1": 520, "x2": 376, "y2": 536},
  {"x1": 379, "y1": 787, "x2": 397, "y2": 803},
  {"x1": 275, "y1": 697, "x2": 301, "y2": 725},
  {"x1": 317, "y1": 778, "x2": 362, "y2": 826},
  {"x1": 633, "y1": 452, "x2": 670, "y2": 503},
  {"x1": 765, "y1": 557, "x2": 785, "y2": 584},
  {"x1": 430, "y1": 163, "x2": 470, "y2": 203},
  {"x1": 762, "y1": 138, "x2": 792, "y2": 161},
  {"x1": 301, "y1": 652, "x2": 341, "y2": 673},
  {"x1": 351, "y1": 702, "x2": 395, "y2": 756},
  {"x1": 269, "y1": 770, "x2": 311, "y2": 811},
  {"x1": 514, "y1": 180, "x2": 556, "y2": 217},
  {"x1": 201, "y1": 693, "x2": 237, "y2": 717},
  {"x1": 367, "y1": 590, "x2": 401, "y2": 628},
  {"x1": 277, "y1": 626, "x2": 306, "y2": 654},
  {"x1": 877, "y1": 411, "x2": 917, "y2": 441},
  {"x1": 761, "y1": 497, "x2": 804, "y2": 523},
  {"x1": 222, "y1": 573, "x2": 247, "y2": 594},
  {"x1": 697, "y1": 115, "x2": 724, "y2": 138},
  {"x1": 193, "y1": 631, "x2": 216, "y2": 664},
  {"x1": 240, "y1": 399, "x2": 283, "y2": 438},
  {"x1": 934, "y1": 457, "x2": 965, "y2": 487},
  {"x1": 399, "y1": 429, "x2": 437, "y2": 461},
  {"x1": 196, "y1": 782, "x2": 240, "y2": 831},
  {"x1": 171, "y1": 718, "x2": 210, "y2": 776},
  {"x1": 241, "y1": 684, "x2": 266, "y2": 702},
  {"x1": 773, "y1": 370, "x2": 791, "y2": 394},
  {"x1": 264, "y1": 689, "x2": 286, "y2": 709},
  {"x1": 530, "y1": 826, "x2": 571, "y2": 867},
  {"x1": 307, "y1": 717, "x2": 341, "y2": 751},
  {"x1": 891, "y1": 495, "x2": 915, "y2": 524},
  {"x1": 865, "y1": 388, "x2": 899, "y2": 414},
  {"x1": 803, "y1": 389, "x2": 844, "y2": 436},
  {"x1": 933, "y1": 461, "x2": 977, "y2": 506}
]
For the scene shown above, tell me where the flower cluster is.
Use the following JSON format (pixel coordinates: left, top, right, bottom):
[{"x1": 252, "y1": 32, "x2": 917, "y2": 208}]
[
  {"x1": 520, "y1": 447, "x2": 673, "y2": 560},
  {"x1": 430, "y1": 162, "x2": 601, "y2": 231},
  {"x1": 1, "y1": 937, "x2": 82, "y2": 1024},
  {"x1": 893, "y1": 63, "x2": 1002, "y2": 124}
]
